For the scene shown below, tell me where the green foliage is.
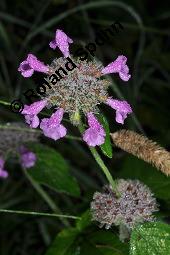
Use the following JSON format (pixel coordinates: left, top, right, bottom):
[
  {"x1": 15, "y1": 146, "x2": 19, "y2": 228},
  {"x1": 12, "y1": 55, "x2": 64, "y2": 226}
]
[
  {"x1": 45, "y1": 228, "x2": 79, "y2": 255},
  {"x1": 130, "y1": 222, "x2": 170, "y2": 255},
  {"x1": 89, "y1": 230, "x2": 129, "y2": 255},
  {"x1": 76, "y1": 210, "x2": 92, "y2": 231},
  {"x1": 45, "y1": 211, "x2": 128, "y2": 255},
  {"x1": 28, "y1": 144, "x2": 80, "y2": 197},
  {"x1": 98, "y1": 114, "x2": 112, "y2": 158},
  {"x1": 117, "y1": 155, "x2": 170, "y2": 200}
]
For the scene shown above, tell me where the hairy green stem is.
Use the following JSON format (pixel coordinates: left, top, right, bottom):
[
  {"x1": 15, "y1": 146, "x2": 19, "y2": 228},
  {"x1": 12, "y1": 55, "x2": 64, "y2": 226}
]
[
  {"x1": 78, "y1": 124, "x2": 117, "y2": 193},
  {"x1": 23, "y1": 169, "x2": 70, "y2": 226},
  {"x1": 0, "y1": 209, "x2": 80, "y2": 219}
]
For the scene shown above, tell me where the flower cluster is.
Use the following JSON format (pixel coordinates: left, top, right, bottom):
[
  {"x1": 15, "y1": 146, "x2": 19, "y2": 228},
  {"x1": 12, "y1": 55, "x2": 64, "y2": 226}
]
[
  {"x1": 18, "y1": 29, "x2": 132, "y2": 146},
  {"x1": 0, "y1": 159, "x2": 8, "y2": 178},
  {"x1": 0, "y1": 123, "x2": 38, "y2": 178},
  {"x1": 91, "y1": 179, "x2": 158, "y2": 231}
]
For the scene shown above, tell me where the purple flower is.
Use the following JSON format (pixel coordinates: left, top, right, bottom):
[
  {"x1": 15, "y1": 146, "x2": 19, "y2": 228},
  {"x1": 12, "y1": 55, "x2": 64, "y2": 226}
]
[
  {"x1": 40, "y1": 108, "x2": 67, "y2": 140},
  {"x1": 0, "y1": 157, "x2": 8, "y2": 179},
  {"x1": 101, "y1": 55, "x2": 131, "y2": 81},
  {"x1": 49, "y1": 29, "x2": 73, "y2": 57},
  {"x1": 83, "y1": 113, "x2": 106, "y2": 147},
  {"x1": 19, "y1": 146, "x2": 36, "y2": 169},
  {"x1": 22, "y1": 99, "x2": 47, "y2": 128},
  {"x1": 18, "y1": 54, "x2": 49, "y2": 77},
  {"x1": 17, "y1": 28, "x2": 133, "y2": 147},
  {"x1": 106, "y1": 98, "x2": 132, "y2": 124}
]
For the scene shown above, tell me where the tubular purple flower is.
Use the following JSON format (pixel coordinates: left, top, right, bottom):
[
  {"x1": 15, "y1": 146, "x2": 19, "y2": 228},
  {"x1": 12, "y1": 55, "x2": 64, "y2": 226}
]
[
  {"x1": 18, "y1": 54, "x2": 49, "y2": 77},
  {"x1": 83, "y1": 113, "x2": 106, "y2": 147},
  {"x1": 22, "y1": 99, "x2": 47, "y2": 128},
  {"x1": 106, "y1": 98, "x2": 132, "y2": 124},
  {"x1": 0, "y1": 157, "x2": 8, "y2": 179},
  {"x1": 19, "y1": 146, "x2": 36, "y2": 169},
  {"x1": 101, "y1": 55, "x2": 131, "y2": 81},
  {"x1": 40, "y1": 108, "x2": 67, "y2": 141},
  {"x1": 49, "y1": 29, "x2": 73, "y2": 57}
]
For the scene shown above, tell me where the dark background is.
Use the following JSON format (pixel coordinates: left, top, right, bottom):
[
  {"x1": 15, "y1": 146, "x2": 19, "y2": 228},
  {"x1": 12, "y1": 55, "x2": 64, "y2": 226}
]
[{"x1": 0, "y1": 0, "x2": 170, "y2": 254}]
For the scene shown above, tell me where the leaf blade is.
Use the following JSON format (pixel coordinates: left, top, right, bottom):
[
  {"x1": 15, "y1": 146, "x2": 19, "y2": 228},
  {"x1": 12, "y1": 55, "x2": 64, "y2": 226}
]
[
  {"x1": 98, "y1": 114, "x2": 112, "y2": 158},
  {"x1": 130, "y1": 222, "x2": 170, "y2": 255},
  {"x1": 28, "y1": 144, "x2": 80, "y2": 197},
  {"x1": 45, "y1": 228, "x2": 79, "y2": 255}
]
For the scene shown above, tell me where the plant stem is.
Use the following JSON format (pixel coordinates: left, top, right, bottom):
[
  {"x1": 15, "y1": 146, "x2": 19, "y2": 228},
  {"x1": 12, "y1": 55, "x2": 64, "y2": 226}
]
[
  {"x1": 23, "y1": 169, "x2": 70, "y2": 226},
  {"x1": 0, "y1": 209, "x2": 80, "y2": 219},
  {"x1": 0, "y1": 100, "x2": 10, "y2": 106},
  {"x1": 0, "y1": 124, "x2": 41, "y2": 133},
  {"x1": 89, "y1": 147, "x2": 117, "y2": 192},
  {"x1": 78, "y1": 123, "x2": 118, "y2": 193},
  {"x1": 66, "y1": 135, "x2": 82, "y2": 141},
  {"x1": 0, "y1": 125, "x2": 81, "y2": 141}
]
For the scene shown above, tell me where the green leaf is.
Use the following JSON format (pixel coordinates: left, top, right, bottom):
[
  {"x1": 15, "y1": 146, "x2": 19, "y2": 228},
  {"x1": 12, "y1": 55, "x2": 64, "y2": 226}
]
[
  {"x1": 46, "y1": 212, "x2": 128, "y2": 255},
  {"x1": 45, "y1": 227, "x2": 102, "y2": 255},
  {"x1": 76, "y1": 210, "x2": 91, "y2": 231},
  {"x1": 89, "y1": 230, "x2": 129, "y2": 255},
  {"x1": 117, "y1": 155, "x2": 170, "y2": 200},
  {"x1": 130, "y1": 222, "x2": 170, "y2": 255},
  {"x1": 98, "y1": 114, "x2": 112, "y2": 158},
  {"x1": 28, "y1": 144, "x2": 80, "y2": 197},
  {"x1": 80, "y1": 240, "x2": 103, "y2": 255},
  {"x1": 45, "y1": 228, "x2": 79, "y2": 255}
]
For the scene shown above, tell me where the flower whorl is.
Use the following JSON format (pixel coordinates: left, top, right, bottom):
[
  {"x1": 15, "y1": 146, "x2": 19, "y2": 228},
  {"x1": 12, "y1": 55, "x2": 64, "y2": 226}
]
[{"x1": 91, "y1": 179, "x2": 158, "y2": 230}]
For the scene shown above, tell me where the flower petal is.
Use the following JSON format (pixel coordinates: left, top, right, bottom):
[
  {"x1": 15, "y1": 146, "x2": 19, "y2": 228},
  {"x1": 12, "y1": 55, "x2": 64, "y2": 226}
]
[
  {"x1": 0, "y1": 169, "x2": 8, "y2": 178},
  {"x1": 22, "y1": 100, "x2": 47, "y2": 128},
  {"x1": 0, "y1": 157, "x2": 8, "y2": 179},
  {"x1": 42, "y1": 124, "x2": 67, "y2": 140},
  {"x1": 27, "y1": 54, "x2": 49, "y2": 73},
  {"x1": 106, "y1": 98, "x2": 132, "y2": 124},
  {"x1": 40, "y1": 108, "x2": 67, "y2": 141},
  {"x1": 101, "y1": 55, "x2": 131, "y2": 82},
  {"x1": 18, "y1": 54, "x2": 49, "y2": 77},
  {"x1": 22, "y1": 99, "x2": 47, "y2": 115},
  {"x1": 18, "y1": 60, "x2": 34, "y2": 78},
  {"x1": 48, "y1": 108, "x2": 64, "y2": 127},
  {"x1": 21, "y1": 68, "x2": 34, "y2": 78},
  {"x1": 49, "y1": 29, "x2": 73, "y2": 57},
  {"x1": 83, "y1": 128, "x2": 105, "y2": 146},
  {"x1": 25, "y1": 114, "x2": 40, "y2": 128},
  {"x1": 83, "y1": 113, "x2": 106, "y2": 147},
  {"x1": 115, "y1": 111, "x2": 127, "y2": 124},
  {"x1": 49, "y1": 40, "x2": 57, "y2": 49},
  {"x1": 119, "y1": 71, "x2": 131, "y2": 82},
  {"x1": 18, "y1": 60, "x2": 30, "y2": 72},
  {"x1": 20, "y1": 146, "x2": 36, "y2": 169}
]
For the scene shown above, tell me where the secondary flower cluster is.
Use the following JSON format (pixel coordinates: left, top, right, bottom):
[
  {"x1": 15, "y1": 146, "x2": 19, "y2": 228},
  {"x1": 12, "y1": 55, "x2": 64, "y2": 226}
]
[
  {"x1": 18, "y1": 29, "x2": 132, "y2": 146},
  {"x1": 0, "y1": 123, "x2": 38, "y2": 179},
  {"x1": 91, "y1": 179, "x2": 158, "y2": 231}
]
